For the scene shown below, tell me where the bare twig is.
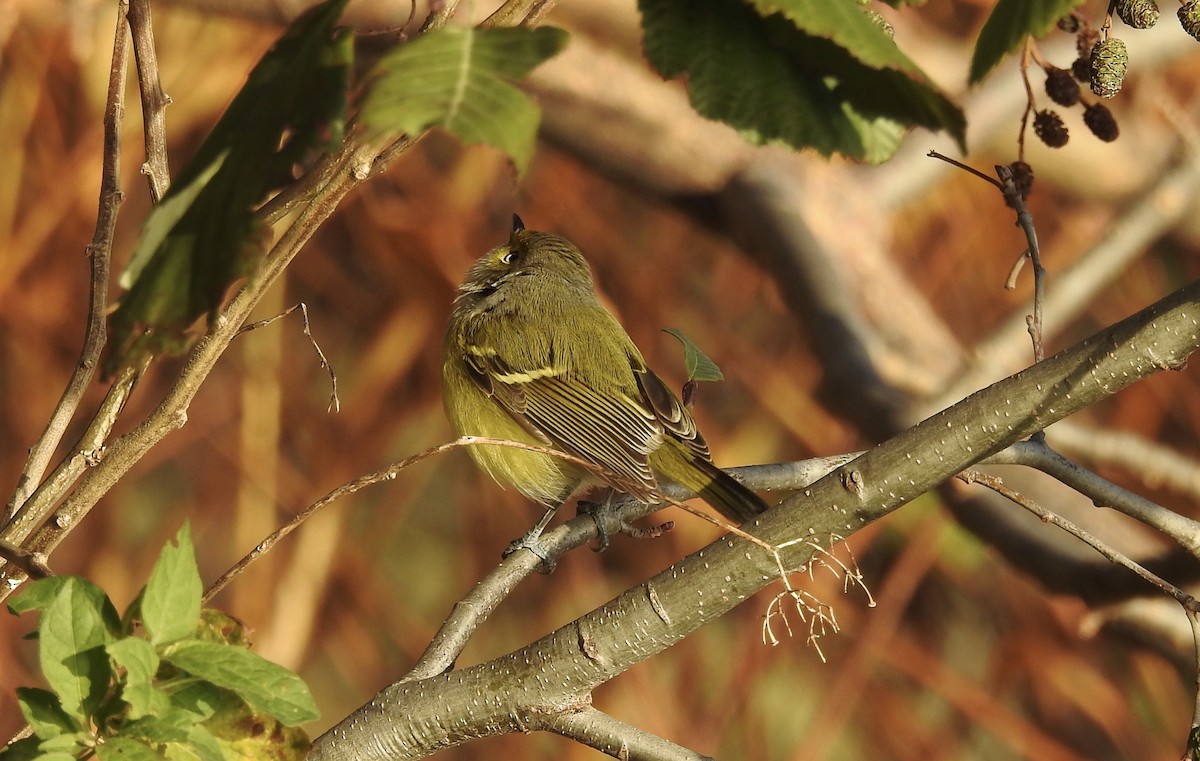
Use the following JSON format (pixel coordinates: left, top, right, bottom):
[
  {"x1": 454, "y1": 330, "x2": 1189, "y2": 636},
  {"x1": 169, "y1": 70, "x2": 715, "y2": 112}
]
[
  {"x1": 0, "y1": 540, "x2": 53, "y2": 580},
  {"x1": 960, "y1": 470, "x2": 1200, "y2": 611},
  {"x1": 127, "y1": 0, "x2": 171, "y2": 201},
  {"x1": 926, "y1": 150, "x2": 1002, "y2": 189},
  {"x1": 995, "y1": 162, "x2": 1046, "y2": 367},
  {"x1": 545, "y1": 707, "x2": 716, "y2": 761},
  {"x1": 1186, "y1": 608, "x2": 1200, "y2": 760},
  {"x1": 236, "y1": 303, "x2": 340, "y2": 412},
  {"x1": 3, "y1": 1, "x2": 128, "y2": 525},
  {"x1": 992, "y1": 438, "x2": 1200, "y2": 559},
  {"x1": 926, "y1": 153, "x2": 1200, "y2": 418},
  {"x1": 482, "y1": 0, "x2": 558, "y2": 28},
  {"x1": 3, "y1": 364, "x2": 143, "y2": 548},
  {"x1": 1049, "y1": 421, "x2": 1200, "y2": 505}
]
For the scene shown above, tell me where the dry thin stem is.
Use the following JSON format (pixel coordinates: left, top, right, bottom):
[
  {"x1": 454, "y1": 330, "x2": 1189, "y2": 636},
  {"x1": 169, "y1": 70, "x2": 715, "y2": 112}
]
[
  {"x1": 2, "y1": 1, "x2": 128, "y2": 524},
  {"x1": 1187, "y1": 609, "x2": 1200, "y2": 760},
  {"x1": 482, "y1": 0, "x2": 557, "y2": 28},
  {"x1": 995, "y1": 162, "x2": 1047, "y2": 366},
  {"x1": 205, "y1": 436, "x2": 770, "y2": 602},
  {"x1": 923, "y1": 153, "x2": 1047, "y2": 370},
  {"x1": 1017, "y1": 38, "x2": 1037, "y2": 161},
  {"x1": 127, "y1": 0, "x2": 171, "y2": 201},
  {"x1": 960, "y1": 470, "x2": 1200, "y2": 611},
  {"x1": 236, "y1": 303, "x2": 340, "y2": 412}
]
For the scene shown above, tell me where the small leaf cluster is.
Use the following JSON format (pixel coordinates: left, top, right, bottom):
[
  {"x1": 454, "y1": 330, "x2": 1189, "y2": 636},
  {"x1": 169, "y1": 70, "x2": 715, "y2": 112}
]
[{"x1": 0, "y1": 525, "x2": 317, "y2": 760}]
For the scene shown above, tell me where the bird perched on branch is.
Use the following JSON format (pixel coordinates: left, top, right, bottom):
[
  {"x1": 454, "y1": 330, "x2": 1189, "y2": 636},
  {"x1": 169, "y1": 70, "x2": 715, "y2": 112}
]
[{"x1": 443, "y1": 215, "x2": 767, "y2": 555}]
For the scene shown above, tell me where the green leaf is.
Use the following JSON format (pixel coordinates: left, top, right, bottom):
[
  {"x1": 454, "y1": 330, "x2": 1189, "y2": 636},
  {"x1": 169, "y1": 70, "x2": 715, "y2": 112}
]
[
  {"x1": 38, "y1": 579, "x2": 117, "y2": 721},
  {"x1": 9, "y1": 577, "x2": 120, "y2": 630},
  {"x1": 16, "y1": 687, "x2": 79, "y2": 738},
  {"x1": 360, "y1": 26, "x2": 568, "y2": 174},
  {"x1": 108, "y1": 637, "x2": 169, "y2": 719},
  {"x1": 95, "y1": 737, "x2": 163, "y2": 761},
  {"x1": 183, "y1": 726, "x2": 224, "y2": 761},
  {"x1": 639, "y1": 0, "x2": 965, "y2": 162},
  {"x1": 106, "y1": 0, "x2": 352, "y2": 375},
  {"x1": 662, "y1": 329, "x2": 724, "y2": 382},
  {"x1": 168, "y1": 683, "x2": 223, "y2": 723},
  {"x1": 969, "y1": 0, "x2": 1086, "y2": 83},
  {"x1": 163, "y1": 641, "x2": 318, "y2": 726},
  {"x1": 35, "y1": 732, "x2": 86, "y2": 756},
  {"x1": 141, "y1": 524, "x2": 202, "y2": 647}
]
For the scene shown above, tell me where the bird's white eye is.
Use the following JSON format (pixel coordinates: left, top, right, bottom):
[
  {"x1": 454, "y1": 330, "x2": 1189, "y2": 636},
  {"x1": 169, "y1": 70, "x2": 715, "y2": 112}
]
[{"x1": 500, "y1": 249, "x2": 517, "y2": 264}]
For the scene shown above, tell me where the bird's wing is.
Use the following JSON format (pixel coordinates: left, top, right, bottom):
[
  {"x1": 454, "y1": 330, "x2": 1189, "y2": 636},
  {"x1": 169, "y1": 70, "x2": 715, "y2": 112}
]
[{"x1": 461, "y1": 313, "x2": 667, "y2": 501}]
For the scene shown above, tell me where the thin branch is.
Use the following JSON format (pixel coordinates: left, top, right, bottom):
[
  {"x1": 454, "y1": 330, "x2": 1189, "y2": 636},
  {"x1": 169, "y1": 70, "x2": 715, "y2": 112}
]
[
  {"x1": 960, "y1": 470, "x2": 1199, "y2": 611},
  {"x1": 544, "y1": 707, "x2": 716, "y2": 761},
  {"x1": 1049, "y1": 421, "x2": 1200, "y2": 504},
  {"x1": 236, "y1": 303, "x2": 340, "y2": 412},
  {"x1": 2, "y1": 364, "x2": 143, "y2": 548},
  {"x1": 127, "y1": 0, "x2": 171, "y2": 201},
  {"x1": 482, "y1": 0, "x2": 558, "y2": 28},
  {"x1": 992, "y1": 439, "x2": 1200, "y2": 559},
  {"x1": 994, "y1": 162, "x2": 1046, "y2": 365},
  {"x1": 925, "y1": 153, "x2": 1200, "y2": 418},
  {"x1": 3, "y1": 0, "x2": 128, "y2": 524},
  {"x1": 1186, "y1": 608, "x2": 1200, "y2": 760},
  {"x1": 925, "y1": 150, "x2": 1002, "y2": 189}
]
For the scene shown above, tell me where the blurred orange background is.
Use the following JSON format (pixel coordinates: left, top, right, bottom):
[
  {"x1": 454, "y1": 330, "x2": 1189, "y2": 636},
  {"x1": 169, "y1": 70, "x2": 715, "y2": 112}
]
[{"x1": 3, "y1": 1, "x2": 1200, "y2": 759}]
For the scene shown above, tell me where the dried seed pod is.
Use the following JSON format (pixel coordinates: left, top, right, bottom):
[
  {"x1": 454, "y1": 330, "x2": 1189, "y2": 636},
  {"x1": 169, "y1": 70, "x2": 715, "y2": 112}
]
[
  {"x1": 1044, "y1": 66, "x2": 1081, "y2": 106},
  {"x1": 1083, "y1": 103, "x2": 1120, "y2": 141},
  {"x1": 1180, "y1": 0, "x2": 1200, "y2": 41},
  {"x1": 1008, "y1": 160, "x2": 1035, "y2": 200},
  {"x1": 1033, "y1": 110, "x2": 1069, "y2": 148},
  {"x1": 1116, "y1": 0, "x2": 1160, "y2": 29},
  {"x1": 1076, "y1": 28, "x2": 1101, "y2": 57},
  {"x1": 1071, "y1": 56, "x2": 1091, "y2": 82},
  {"x1": 1090, "y1": 38, "x2": 1129, "y2": 98}
]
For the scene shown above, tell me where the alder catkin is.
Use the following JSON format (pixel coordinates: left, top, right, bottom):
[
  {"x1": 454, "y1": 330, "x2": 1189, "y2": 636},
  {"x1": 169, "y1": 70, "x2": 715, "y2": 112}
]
[{"x1": 1089, "y1": 38, "x2": 1129, "y2": 99}]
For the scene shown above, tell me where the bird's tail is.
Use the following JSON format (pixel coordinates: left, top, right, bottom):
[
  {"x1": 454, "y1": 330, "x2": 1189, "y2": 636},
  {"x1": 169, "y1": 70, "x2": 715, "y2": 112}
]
[{"x1": 653, "y1": 444, "x2": 768, "y2": 523}]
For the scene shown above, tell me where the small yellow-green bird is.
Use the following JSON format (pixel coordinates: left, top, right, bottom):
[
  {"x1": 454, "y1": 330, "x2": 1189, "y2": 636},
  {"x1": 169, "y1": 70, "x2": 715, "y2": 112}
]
[{"x1": 443, "y1": 215, "x2": 767, "y2": 545}]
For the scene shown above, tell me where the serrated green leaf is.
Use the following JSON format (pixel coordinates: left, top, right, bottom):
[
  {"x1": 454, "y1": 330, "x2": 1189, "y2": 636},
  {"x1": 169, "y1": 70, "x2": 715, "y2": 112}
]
[
  {"x1": 969, "y1": 0, "x2": 1086, "y2": 83},
  {"x1": 360, "y1": 26, "x2": 568, "y2": 175},
  {"x1": 108, "y1": 637, "x2": 168, "y2": 719},
  {"x1": 9, "y1": 577, "x2": 121, "y2": 630},
  {"x1": 141, "y1": 524, "x2": 202, "y2": 647},
  {"x1": 749, "y1": 0, "x2": 916, "y2": 71},
  {"x1": 39, "y1": 579, "x2": 117, "y2": 721},
  {"x1": 163, "y1": 641, "x2": 318, "y2": 726},
  {"x1": 16, "y1": 687, "x2": 79, "y2": 738},
  {"x1": 662, "y1": 328, "x2": 725, "y2": 382},
  {"x1": 639, "y1": 0, "x2": 965, "y2": 162},
  {"x1": 95, "y1": 737, "x2": 162, "y2": 761},
  {"x1": 106, "y1": 0, "x2": 352, "y2": 375}
]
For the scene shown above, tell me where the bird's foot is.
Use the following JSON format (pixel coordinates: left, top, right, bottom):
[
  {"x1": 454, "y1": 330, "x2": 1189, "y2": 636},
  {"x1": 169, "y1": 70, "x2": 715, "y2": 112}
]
[{"x1": 503, "y1": 529, "x2": 556, "y2": 574}]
